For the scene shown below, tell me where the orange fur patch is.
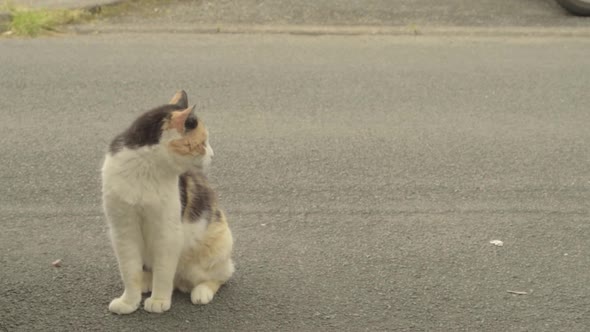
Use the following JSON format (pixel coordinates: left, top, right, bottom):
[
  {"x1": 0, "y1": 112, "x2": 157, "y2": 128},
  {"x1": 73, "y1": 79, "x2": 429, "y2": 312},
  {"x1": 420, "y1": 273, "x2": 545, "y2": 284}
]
[
  {"x1": 195, "y1": 215, "x2": 230, "y2": 262},
  {"x1": 168, "y1": 119, "x2": 208, "y2": 157}
]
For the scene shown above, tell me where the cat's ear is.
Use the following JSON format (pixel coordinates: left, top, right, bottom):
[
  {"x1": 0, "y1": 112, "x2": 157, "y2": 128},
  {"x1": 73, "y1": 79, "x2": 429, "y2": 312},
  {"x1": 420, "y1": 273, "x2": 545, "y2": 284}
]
[
  {"x1": 169, "y1": 90, "x2": 188, "y2": 109},
  {"x1": 169, "y1": 105, "x2": 196, "y2": 132}
]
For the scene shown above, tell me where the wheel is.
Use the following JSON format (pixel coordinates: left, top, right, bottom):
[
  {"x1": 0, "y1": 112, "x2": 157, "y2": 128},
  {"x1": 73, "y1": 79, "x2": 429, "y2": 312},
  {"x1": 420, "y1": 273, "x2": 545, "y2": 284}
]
[{"x1": 556, "y1": 0, "x2": 590, "y2": 16}]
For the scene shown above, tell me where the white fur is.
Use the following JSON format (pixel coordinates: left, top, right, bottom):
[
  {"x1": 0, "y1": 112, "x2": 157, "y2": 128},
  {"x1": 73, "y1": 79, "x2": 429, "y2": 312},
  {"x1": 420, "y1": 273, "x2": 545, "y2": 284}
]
[
  {"x1": 201, "y1": 138, "x2": 213, "y2": 171},
  {"x1": 102, "y1": 131, "x2": 215, "y2": 315},
  {"x1": 182, "y1": 218, "x2": 209, "y2": 248},
  {"x1": 191, "y1": 284, "x2": 215, "y2": 304}
]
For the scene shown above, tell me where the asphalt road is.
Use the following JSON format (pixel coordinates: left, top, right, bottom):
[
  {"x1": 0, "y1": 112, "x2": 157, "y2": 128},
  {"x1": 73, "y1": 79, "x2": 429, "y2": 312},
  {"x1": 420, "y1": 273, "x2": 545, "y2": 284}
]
[{"x1": 0, "y1": 34, "x2": 589, "y2": 331}]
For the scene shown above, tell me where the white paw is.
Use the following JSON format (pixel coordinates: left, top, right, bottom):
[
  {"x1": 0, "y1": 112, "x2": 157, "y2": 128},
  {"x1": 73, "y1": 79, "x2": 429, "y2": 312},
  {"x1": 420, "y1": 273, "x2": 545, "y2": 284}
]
[
  {"x1": 108, "y1": 297, "x2": 139, "y2": 315},
  {"x1": 191, "y1": 284, "x2": 214, "y2": 304},
  {"x1": 143, "y1": 297, "x2": 171, "y2": 313}
]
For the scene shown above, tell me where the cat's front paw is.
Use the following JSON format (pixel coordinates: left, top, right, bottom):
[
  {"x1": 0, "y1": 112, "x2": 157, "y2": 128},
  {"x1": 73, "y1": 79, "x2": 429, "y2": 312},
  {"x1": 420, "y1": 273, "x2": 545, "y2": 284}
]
[
  {"x1": 191, "y1": 284, "x2": 214, "y2": 304},
  {"x1": 108, "y1": 297, "x2": 139, "y2": 315},
  {"x1": 143, "y1": 297, "x2": 171, "y2": 313}
]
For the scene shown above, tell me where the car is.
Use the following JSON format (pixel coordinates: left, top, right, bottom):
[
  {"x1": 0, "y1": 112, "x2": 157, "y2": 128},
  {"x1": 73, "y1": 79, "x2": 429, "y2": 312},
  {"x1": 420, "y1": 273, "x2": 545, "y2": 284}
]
[{"x1": 556, "y1": 0, "x2": 590, "y2": 16}]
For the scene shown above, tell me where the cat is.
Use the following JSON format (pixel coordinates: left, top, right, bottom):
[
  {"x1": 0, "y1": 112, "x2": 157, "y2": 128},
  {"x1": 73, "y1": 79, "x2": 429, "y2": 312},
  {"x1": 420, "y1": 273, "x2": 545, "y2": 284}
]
[{"x1": 101, "y1": 91, "x2": 234, "y2": 315}]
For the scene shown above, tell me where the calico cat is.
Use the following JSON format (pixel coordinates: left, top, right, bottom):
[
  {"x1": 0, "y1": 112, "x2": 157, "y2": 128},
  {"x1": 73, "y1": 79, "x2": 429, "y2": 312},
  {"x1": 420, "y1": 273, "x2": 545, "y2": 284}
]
[{"x1": 101, "y1": 91, "x2": 234, "y2": 315}]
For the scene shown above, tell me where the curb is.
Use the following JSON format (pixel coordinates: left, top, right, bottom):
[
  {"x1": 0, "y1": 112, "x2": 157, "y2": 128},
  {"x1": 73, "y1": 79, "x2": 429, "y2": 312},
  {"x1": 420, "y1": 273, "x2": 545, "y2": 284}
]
[{"x1": 70, "y1": 23, "x2": 590, "y2": 38}]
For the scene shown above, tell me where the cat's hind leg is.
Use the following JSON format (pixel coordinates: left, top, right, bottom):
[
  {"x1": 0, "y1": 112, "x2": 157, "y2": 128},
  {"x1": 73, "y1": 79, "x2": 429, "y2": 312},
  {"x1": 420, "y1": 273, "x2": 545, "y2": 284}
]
[
  {"x1": 189, "y1": 259, "x2": 234, "y2": 305},
  {"x1": 191, "y1": 281, "x2": 222, "y2": 305}
]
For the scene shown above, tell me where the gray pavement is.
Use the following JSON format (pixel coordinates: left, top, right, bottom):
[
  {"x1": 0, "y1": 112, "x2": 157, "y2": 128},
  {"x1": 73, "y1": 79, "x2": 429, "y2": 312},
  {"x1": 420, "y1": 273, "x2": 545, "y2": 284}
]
[
  {"x1": 91, "y1": 0, "x2": 589, "y2": 28},
  {"x1": 0, "y1": 34, "x2": 589, "y2": 331}
]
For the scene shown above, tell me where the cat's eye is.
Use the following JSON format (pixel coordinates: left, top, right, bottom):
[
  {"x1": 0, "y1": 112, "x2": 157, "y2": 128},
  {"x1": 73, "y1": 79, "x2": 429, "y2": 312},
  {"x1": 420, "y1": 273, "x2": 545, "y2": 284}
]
[{"x1": 185, "y1": 117, "x2": 198, "y2": 130}]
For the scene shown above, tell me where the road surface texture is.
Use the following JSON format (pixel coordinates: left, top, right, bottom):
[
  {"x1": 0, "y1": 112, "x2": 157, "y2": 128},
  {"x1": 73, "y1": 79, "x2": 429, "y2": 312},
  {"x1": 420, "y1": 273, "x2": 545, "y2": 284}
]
[
  {"x1": 1, "y1": 34, "x2": 589, "y2": 331},
  {"x1": 79, "y1": 0, "x2": 590, "y2": 33}
]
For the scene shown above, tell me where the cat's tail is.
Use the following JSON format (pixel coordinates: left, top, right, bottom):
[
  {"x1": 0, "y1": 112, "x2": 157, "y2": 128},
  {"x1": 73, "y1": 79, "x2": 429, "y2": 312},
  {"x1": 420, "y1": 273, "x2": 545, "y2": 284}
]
[{"x1": 212, "y1": 208, "x2": 228, "y2": 225}]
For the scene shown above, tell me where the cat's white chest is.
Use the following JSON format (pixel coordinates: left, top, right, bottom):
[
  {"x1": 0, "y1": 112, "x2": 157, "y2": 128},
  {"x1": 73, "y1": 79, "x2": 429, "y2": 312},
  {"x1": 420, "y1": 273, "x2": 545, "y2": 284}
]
[{"x1": 102, "y1": 148, "x2": 180, "y2": 206}]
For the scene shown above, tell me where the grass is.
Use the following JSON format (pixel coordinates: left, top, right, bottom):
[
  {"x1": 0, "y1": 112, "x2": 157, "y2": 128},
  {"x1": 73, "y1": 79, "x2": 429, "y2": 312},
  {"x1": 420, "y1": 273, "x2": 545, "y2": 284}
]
[
  {"x1": 1, "y1": 2, "x2": 92, "y2": 37},
  {"x1": 0, "y1": 0, "x2": 176, "y2": 37}
]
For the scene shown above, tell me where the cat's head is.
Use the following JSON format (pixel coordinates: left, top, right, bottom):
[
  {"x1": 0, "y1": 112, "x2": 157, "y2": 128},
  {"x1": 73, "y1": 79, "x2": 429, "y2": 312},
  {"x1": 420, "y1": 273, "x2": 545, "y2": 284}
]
[{"x1": 109, "y1": 90, "x2": 214, "y2": 172}]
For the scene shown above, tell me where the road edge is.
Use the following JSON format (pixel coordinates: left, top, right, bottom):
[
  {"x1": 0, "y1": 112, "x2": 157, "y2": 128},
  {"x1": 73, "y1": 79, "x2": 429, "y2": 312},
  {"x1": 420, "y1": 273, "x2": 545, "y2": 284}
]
[{"x1": 69, "y1": 23, "x2": 590, "y2": 38}]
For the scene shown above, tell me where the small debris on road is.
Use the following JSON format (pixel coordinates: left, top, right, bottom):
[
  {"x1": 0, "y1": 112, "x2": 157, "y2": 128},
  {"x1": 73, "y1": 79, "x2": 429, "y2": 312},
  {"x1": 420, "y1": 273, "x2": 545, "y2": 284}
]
[
  {"x1": 490, "y1": 240, "x2": 504, "y2": 247},
  {"x1": 507, "y1": 290, "x2": 528, "y2": 295},
  {"x1": 52, "y1": 259, "x2": 62, "y2": 268}
]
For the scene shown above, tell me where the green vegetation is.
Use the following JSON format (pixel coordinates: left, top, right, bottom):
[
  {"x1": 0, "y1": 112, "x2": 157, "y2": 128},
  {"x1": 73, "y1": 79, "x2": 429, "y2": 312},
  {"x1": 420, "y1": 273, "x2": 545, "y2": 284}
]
[
  {"x1": 1, "y1": 3, "x2": 91, "y2": 37},
  {"x1": 0, "y1": 0, "x2": 174, "y2": 37}
]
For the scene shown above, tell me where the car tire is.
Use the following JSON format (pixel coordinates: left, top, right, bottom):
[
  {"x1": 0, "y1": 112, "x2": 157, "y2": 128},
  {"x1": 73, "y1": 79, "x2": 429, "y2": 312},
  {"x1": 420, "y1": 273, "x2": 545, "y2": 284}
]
[{"x1": 556, "y1": 0, "x2": 590, "y2": 16}]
